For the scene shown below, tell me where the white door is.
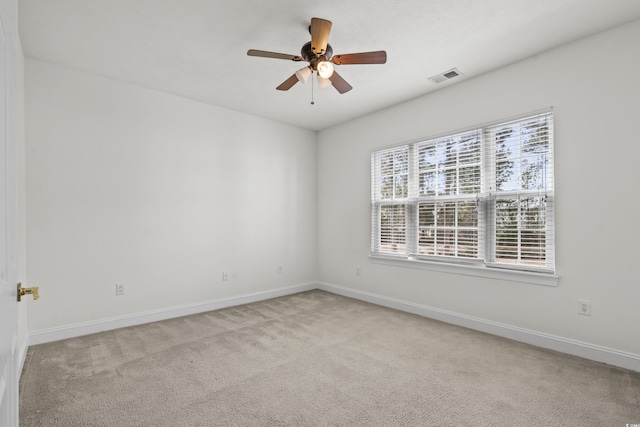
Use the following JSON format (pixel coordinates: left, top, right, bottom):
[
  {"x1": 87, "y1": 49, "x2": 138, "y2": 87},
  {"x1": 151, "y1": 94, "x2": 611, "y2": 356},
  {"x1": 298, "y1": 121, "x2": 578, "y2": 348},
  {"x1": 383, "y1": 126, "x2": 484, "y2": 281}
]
[{"x1": 0, "y1": 4, "x2": 20, "y2": 425}]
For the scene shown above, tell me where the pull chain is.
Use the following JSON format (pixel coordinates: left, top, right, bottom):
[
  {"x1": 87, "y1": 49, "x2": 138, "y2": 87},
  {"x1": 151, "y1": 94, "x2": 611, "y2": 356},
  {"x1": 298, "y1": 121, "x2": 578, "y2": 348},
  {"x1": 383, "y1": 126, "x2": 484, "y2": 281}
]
[{"x1": 310, "y1": 72, "x2": 315, "y2": 105}]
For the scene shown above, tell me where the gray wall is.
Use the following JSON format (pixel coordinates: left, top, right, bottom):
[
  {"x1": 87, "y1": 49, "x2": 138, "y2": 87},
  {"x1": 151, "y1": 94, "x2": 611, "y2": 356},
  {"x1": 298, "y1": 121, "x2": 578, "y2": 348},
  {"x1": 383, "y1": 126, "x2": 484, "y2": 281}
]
[
  {"x1": 317, "y1": 20, "x2": 640, "y2": 356},
  {"x1": 25, "y1": 59, "x2": 317, "y2": 332}
]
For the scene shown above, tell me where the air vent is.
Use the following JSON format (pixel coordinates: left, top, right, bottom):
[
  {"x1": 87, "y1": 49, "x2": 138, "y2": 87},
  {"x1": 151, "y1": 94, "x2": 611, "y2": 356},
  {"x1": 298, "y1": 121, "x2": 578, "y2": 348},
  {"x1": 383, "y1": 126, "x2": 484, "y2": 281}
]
[{"x1": 429, "y1": 68, "x2": 462, "y2": 84}]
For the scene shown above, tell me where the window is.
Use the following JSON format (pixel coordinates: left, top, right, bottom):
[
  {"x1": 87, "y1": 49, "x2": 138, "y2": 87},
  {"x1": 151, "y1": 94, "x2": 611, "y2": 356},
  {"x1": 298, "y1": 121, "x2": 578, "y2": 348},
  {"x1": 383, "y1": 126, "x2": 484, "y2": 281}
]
[{"x1": 371, "y1": 110, "x2": 554, "y2": 275}]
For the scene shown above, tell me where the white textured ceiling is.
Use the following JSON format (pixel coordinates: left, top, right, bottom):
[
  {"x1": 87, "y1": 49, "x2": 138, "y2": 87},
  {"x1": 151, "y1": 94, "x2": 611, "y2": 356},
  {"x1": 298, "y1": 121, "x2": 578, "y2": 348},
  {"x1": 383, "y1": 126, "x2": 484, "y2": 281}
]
[{"x1": 19, "y1": 0, "x2": 640, "y2": 131}]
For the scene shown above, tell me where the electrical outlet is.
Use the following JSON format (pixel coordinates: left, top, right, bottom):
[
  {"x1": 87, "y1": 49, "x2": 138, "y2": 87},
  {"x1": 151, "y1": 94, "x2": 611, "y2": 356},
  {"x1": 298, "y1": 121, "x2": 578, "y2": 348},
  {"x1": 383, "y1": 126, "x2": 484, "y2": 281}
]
[
  {"x1": 278, "y1": 265, "x2": 283, "y2": 274},
  {"x1": 222, "y1": 272, "x2": 229, "y2": 281},
  {"x1": 116, "y1": 283, "x2": 126, "y2": 296},
  {"x1": 578, "y1": 299, "x2": 591, "y2": 316},
  {"x1": 356, "y1": 266, "x2": 361, "y2": 276}
]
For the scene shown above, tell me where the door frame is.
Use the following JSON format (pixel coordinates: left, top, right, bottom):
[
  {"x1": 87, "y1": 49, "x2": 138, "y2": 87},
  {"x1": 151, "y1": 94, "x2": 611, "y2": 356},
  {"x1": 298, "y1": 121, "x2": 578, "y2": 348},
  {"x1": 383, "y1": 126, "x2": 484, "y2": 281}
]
[{"x1": 0, "y1": 1, "x2": 22, "y2": 425}]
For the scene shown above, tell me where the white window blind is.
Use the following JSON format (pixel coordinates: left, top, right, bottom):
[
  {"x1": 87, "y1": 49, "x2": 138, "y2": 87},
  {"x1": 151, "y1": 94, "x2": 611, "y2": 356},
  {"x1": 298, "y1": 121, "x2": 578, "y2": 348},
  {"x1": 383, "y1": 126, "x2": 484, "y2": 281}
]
[
  {"x1": 414, "y1": 130, "x2": 482, "y2": 262},
  {"x1": 371, "y1": 110, "x2": 555, "y2": 274},
  {"x1": 371, "y1": 146, "x2": 409, "y2": 256},
  {"x1": 485, "y1": 111, "x2": 554, "y2": 272}
]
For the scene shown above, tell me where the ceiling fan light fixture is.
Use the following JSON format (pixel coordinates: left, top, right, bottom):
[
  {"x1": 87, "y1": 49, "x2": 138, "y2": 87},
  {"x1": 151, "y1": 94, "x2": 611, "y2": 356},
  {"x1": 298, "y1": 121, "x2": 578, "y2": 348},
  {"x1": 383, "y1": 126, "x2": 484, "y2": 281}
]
[
  {"x1": 295, "y1": 66, "x2": 312, "y2": 83},
  {"x1": 317, "y1": 61, "x2": 334, "y2": 79},
  {"x1": 317, "y1": 76, "x2": 332, "y2": 89}
]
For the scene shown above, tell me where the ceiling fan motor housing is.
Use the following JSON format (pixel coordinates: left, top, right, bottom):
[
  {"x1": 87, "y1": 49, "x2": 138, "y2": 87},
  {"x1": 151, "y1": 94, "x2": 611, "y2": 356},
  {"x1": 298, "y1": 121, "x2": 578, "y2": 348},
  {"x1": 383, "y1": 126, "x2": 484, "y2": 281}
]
[{"x1": 301, "y1": 42, "x2": 333, "y2": 70}]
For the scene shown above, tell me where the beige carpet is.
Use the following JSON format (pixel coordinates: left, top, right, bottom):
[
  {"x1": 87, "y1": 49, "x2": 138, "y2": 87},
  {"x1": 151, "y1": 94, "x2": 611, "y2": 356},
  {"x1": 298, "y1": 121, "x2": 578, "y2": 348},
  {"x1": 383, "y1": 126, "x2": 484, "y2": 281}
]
[{"x1": 20, "y1": 290, "x2": 640, "y2": 426}]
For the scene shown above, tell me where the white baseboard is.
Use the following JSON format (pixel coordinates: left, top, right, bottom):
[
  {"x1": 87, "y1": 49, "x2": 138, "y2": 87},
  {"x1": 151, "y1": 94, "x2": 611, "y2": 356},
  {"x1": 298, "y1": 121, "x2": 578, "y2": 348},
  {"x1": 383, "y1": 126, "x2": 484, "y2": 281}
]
[
  {"x1": 18, "y1": 333, "x2": 29, "y2": 375},
  {"x1": 28, "y1": 282, "x2": 316, "y2": 346},
  {"x1": 317, "y1": 282, "x2": 640, "y2": 372},
  {"x1": 26, "y1": 280, "x2": 640, "y2": 373}
]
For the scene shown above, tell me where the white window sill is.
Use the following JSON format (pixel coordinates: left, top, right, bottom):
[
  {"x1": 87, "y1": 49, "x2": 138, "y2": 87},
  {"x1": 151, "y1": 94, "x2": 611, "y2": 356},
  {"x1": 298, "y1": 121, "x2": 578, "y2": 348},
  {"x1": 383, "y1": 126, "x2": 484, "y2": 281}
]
[{"x1": 369, "y1": 255, "x2": 559, "y2": 287}]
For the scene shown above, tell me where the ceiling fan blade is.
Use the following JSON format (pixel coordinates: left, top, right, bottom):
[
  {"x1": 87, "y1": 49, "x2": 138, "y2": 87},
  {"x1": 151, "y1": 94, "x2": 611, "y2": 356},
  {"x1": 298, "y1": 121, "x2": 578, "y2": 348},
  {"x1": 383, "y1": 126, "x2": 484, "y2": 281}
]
[
  {"x1": 332, "y1": 51, "x2": 387, "y2": 65},
  {"x1": 310, "y1": 18, "x2": 332, "y2": 56},
  {"x1": 328, "y1": 71, "x2": 353, "y2": 94},
  {"x1": 247, "y1": 49, "x2": 303, "y2": 61},
  {"x1": 276, "y1": 74, "x2": 299, "y2": 91}
]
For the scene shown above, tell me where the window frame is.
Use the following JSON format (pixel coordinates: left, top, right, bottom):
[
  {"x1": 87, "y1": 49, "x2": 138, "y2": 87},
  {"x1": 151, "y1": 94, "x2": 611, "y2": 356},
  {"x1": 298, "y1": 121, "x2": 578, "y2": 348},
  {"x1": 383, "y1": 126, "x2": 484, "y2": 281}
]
[{"x1": 370, "y1": 109, "x2": 558, "y2": 286}]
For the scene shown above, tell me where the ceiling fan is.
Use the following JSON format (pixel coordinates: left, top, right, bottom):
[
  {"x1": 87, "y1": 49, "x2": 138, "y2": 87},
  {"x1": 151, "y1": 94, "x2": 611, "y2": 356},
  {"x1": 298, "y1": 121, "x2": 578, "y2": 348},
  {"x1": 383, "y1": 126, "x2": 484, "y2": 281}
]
[{"x1": 247, "y1": 17, "x2": 387, "y2": 94}]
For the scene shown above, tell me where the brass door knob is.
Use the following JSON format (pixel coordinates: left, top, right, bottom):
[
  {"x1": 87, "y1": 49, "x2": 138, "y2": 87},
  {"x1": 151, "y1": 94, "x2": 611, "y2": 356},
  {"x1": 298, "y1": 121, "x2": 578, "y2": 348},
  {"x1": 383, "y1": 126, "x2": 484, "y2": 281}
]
[{"x1": 17, "y1": 283, "x2": 39, "y2": 302}]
